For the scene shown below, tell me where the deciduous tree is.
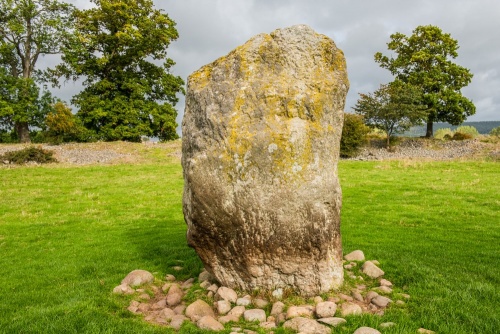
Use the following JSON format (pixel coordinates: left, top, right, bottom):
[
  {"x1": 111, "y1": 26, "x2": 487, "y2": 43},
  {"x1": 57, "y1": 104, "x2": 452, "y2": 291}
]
[
  {"x1": 0, "y1": 0, "x2": 73, "y2": 142},
  {"x1": 353, "y1": 80, "x2": 426, "y2": 147},
  {"x1": 53, "y1": 0, "x2": 184, "y2": 142},
  {"x1": 0, "y1": 67, "x2": 54, "y2": 140},
  {"x1": 375, "y1": 25, "x2": 475, "y2": 137}
]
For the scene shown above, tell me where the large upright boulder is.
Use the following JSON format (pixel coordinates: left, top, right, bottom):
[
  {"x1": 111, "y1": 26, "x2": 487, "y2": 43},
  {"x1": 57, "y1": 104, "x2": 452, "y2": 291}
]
[{"x1": 182, "y1": 25, "x2": 348, "y2": 296}]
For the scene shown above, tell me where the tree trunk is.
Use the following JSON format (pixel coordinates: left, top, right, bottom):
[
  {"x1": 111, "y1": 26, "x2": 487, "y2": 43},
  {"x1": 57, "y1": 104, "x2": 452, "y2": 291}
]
[
  {"x1": 15, "y1": 122, "x2": 31, "y2": 143},
  {"x1": 425, "y1": 121, "x2": 433, "y2": 138}
]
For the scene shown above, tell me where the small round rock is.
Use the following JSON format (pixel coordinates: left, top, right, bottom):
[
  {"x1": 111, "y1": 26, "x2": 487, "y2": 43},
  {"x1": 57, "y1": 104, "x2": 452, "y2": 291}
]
[
  {"x1": 344, "y1": 250, "x2": 365, "y2": 261},
  {"x1": 353, "y1": 327, "x2": 381, "y2": 334}
]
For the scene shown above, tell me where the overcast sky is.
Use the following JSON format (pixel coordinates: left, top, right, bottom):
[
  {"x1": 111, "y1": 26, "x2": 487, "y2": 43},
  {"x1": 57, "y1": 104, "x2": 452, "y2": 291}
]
[{"x1": 62, "y1": 0, "x2": 499, "y2": 129}]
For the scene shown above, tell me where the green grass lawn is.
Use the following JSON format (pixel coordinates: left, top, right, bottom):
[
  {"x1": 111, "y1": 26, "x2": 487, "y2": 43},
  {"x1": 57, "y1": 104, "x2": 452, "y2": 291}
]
[{"x1": 0, "y1": 157, "x2": 498, "y2": 333}]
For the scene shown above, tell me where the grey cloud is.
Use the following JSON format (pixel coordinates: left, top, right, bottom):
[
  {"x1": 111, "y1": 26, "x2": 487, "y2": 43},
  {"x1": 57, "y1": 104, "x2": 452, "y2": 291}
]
[{"x1": 45, "y1": 0, "x2": 499, "y2": 124}]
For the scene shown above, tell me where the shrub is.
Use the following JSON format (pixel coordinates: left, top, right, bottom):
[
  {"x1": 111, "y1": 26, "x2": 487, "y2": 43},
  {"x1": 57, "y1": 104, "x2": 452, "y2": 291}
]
[
  {"x1": 389, "y1": 135, "x2": 402, "y2": 147},
  {"x1": 0, "y1": 146, "x2": 57, "y2": 164},
  {"x1": 434, "y1": 128, "x2": 454, "y2": 140},
  {"x1": 0, "y1": 130, "x2": 17, "y2": 143},
  {"x1": 340, "y1": 113, "x2": 370, "y2": 158},
  {"x1": 455, "y1": 125, "x2": 479, "y2": 138},
  {"x1": 452, "y1": 132, "x2": 473, "y2": 141},
  {"x1": 490, "y1": 126, "x2": 500, "y2": 137}
]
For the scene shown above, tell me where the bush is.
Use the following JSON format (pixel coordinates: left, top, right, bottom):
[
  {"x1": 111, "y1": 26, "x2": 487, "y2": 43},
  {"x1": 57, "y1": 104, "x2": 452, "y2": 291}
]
[
  {"x1": 452, "y1": 132, "x2": 473, "y2": 141},
  {"x1": 389, "y1": 135, "x2": 402, "y2": 147},
  {"x1": 340, "y1": 113, "x2": 370, "y2": 158},
  {"x1": 0, "y1": 146, "x2": 57, "y2": 164},
  {"x1": 490, "y1": 126, "x2": 500, "y2": 137},
  {"x1": 455, "y1": 125, "x2": 479, "y2": 138},
  {"x1": 0, "y1": 130, "x2": 17, "y2": 143},
  {"x1": 434, "y1": 128, "x2": 454, "y2": 140}
]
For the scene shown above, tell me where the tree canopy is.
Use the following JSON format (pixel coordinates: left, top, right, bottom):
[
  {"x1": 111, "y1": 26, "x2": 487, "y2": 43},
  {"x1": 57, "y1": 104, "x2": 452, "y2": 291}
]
[
  {"x1": 53, "y1": 0, "x2": 185, "y2": 142},
  {"x1": 0, "y1": 0, "x2": 73, "y2": 142},
  {"x1": 353, "y1": 80, "x2": 426, "y2": 147},
  {"x1": 0, "y1": 67, "x2": 54, "y2": 138},
  {"x1": 375, "y1": 25, "x2": 475, "y2": 137}
]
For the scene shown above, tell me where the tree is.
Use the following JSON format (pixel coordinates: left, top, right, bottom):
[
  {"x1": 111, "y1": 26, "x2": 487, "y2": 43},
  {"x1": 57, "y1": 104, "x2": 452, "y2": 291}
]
[
  {"x1": 53, "y1": 0, "x2": 184, "y2": 142},
  {"x1": 375, "y1": 25, "x2": 475, "y2": 137},
  {"x1": 340, "y1": 113, "x2": 370, "y2": 158},
  {"x1": 353, "y1": 80, "x2": 426, "y2": 147},
  {"x1": 0, "y1": 67, "x2": 54, "y2": 140},
  {"x1": 44, "y1": 101, "x2": 78, "y2": 143},
  {"x1": 0, "y1": 0, "x2": 74, "y2": 142}
]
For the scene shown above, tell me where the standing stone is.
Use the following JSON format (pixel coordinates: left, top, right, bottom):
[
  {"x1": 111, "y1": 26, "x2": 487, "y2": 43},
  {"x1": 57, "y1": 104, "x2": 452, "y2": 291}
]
[{"x1": 182, "y1": 24, "x2": 348, "y2": 296}]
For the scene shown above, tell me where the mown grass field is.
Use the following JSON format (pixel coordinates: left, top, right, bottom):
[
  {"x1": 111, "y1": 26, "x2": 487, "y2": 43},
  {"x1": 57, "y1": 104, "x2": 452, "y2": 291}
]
[{"x1": 0, "y1": 146, "x2": 498, "y2": 333}]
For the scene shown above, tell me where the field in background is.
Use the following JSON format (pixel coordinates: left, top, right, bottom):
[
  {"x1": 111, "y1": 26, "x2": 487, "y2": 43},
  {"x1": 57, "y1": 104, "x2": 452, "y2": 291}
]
[
  {"x1": 0, "y1": 149, "x2": 498, "y2": 333},
  {"x1": 404, "y1": 121, "x2": 500, "y2": 136}
]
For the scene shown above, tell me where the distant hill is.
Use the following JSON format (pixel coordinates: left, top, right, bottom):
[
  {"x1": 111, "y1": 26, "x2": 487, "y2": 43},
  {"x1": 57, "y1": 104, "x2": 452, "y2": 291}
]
[{"x1": 404, "y1": 121, "x2": 500, "y2": 137}]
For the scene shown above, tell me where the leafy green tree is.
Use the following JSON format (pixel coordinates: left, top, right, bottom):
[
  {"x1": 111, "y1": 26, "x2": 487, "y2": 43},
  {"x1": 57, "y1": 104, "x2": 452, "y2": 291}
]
[
  {"x1": 375, "y1": 25, "x2": 475, "y2": 137},
  {"x1": 0, "y1": 0, "x2": 74, "y2": 142},
  {"x1": 53, "y1": 0, "x2": 184, "y2": 142},
  {"x1": 340, "y1": 113, "x2": 370, "y2": 158},
  {"x1": 43, "y1": 101, "x2": 97, "y2": 143},
  {"x1": 44, "y1": 101, "x2": 76, "y2": 143},
  {"x1": 353, "y1": 80, "x2": 426, "y2": 147},
  {"x1": 0, "y1": 67, "x2": 54, "y2": 140}
]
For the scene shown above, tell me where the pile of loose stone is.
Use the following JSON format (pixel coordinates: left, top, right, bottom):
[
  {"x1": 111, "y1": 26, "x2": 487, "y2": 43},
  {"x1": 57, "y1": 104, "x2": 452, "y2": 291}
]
[
  {"x1": 350, "y1": 138, "x2": 485, "y2": 161},
  {"x1": 113, "y1": 250, "x2": 435, "y2": 334}
]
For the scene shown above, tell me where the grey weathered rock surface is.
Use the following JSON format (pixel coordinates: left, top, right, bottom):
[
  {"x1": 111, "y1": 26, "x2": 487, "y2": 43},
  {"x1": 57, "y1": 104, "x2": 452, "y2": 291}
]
[
  {"x1": 216, "y1": 286, "x2": 238, "y2": 303},
  {"x1": 344, "y1": 250, "x2": 365, "y2": 261},
  {"x1": 228, "y1": 305, "x2": 246, "y2": 318},
  {"x1": 166, "y1": 284, "x2": 183, "y2": 306},
  {"x1": 317, "y1": 317, "x2": 347, "y2": 326},
  {"x1": 315, "y1": 301, "x2": 337, "y2": 318},
  {"x1": 286, "y1": 305, "x2": 315, "y2": 319},
  {"x1": 377, "y1": 285, "x2": 393, "y2": 294},
  {"x1": 236, "y1": 296, "x2": 252, "y2": 306},
  {"x1": 340, "y1": 302, "x2": 362, "y2": 316},
  {"x1": 113, "y1": 283, "x2": 135, "y2": 295},
  {"x1": 353, "y1": 327, "x2": 381, "y2": 334},
  {"x1": 379, "y1": 322, "x2": 396, "y2": 328},
  {"x1": 362, "y1": 261, "x2": 385, "y2": 279},
  {"x1": 243, "y1": 309, "x2": 267, "y2": 323},
  {"x1": 182, "y1": 24, "x2": 348, "y2": 296},
  {"x1": 216, "y1": 300, "x2": 232, "y2": 315},
  {"x1": 379, "y1": 278, "x2": 392, "y2": 287},
  {"x1": 121, "y1": 270, "x2": 154, "y2": 287},
  {"x1": 218, "y1": 314, "x2": 240, "y2": 324},
  {"x1": 197, "y1": 316, "x2": 224, "y2": 331},
  {"x1": 365, "y1": 291, "x2": 379, "y2": 303},
  {"x1": 253, "y1": 298, "x2": 269, "y2": 308},
  {"x1": 271, "y1": 301, "x2": 285, "y2": 316},
  {"x1": 169, "y1": 315, "x2": 189, "y2": 330},
  {"x1": 371, "y1": 295, "x2": 392, "y2": 308},
  {"x1": 283, "y1": 317, "x2": 331, "y2": 334},
  {"x1": 185, "y1": 299, "x2": 215, "y2": 321}
]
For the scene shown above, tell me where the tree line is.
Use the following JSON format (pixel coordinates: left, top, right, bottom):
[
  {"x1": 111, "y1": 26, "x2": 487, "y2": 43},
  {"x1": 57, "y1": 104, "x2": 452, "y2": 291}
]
[
  {"x1": 0, "y1": 0, "x2": 183, "y2": 143},
  {"x1": 1, "y1": 2, "x2": 475, "y2": 145}
]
